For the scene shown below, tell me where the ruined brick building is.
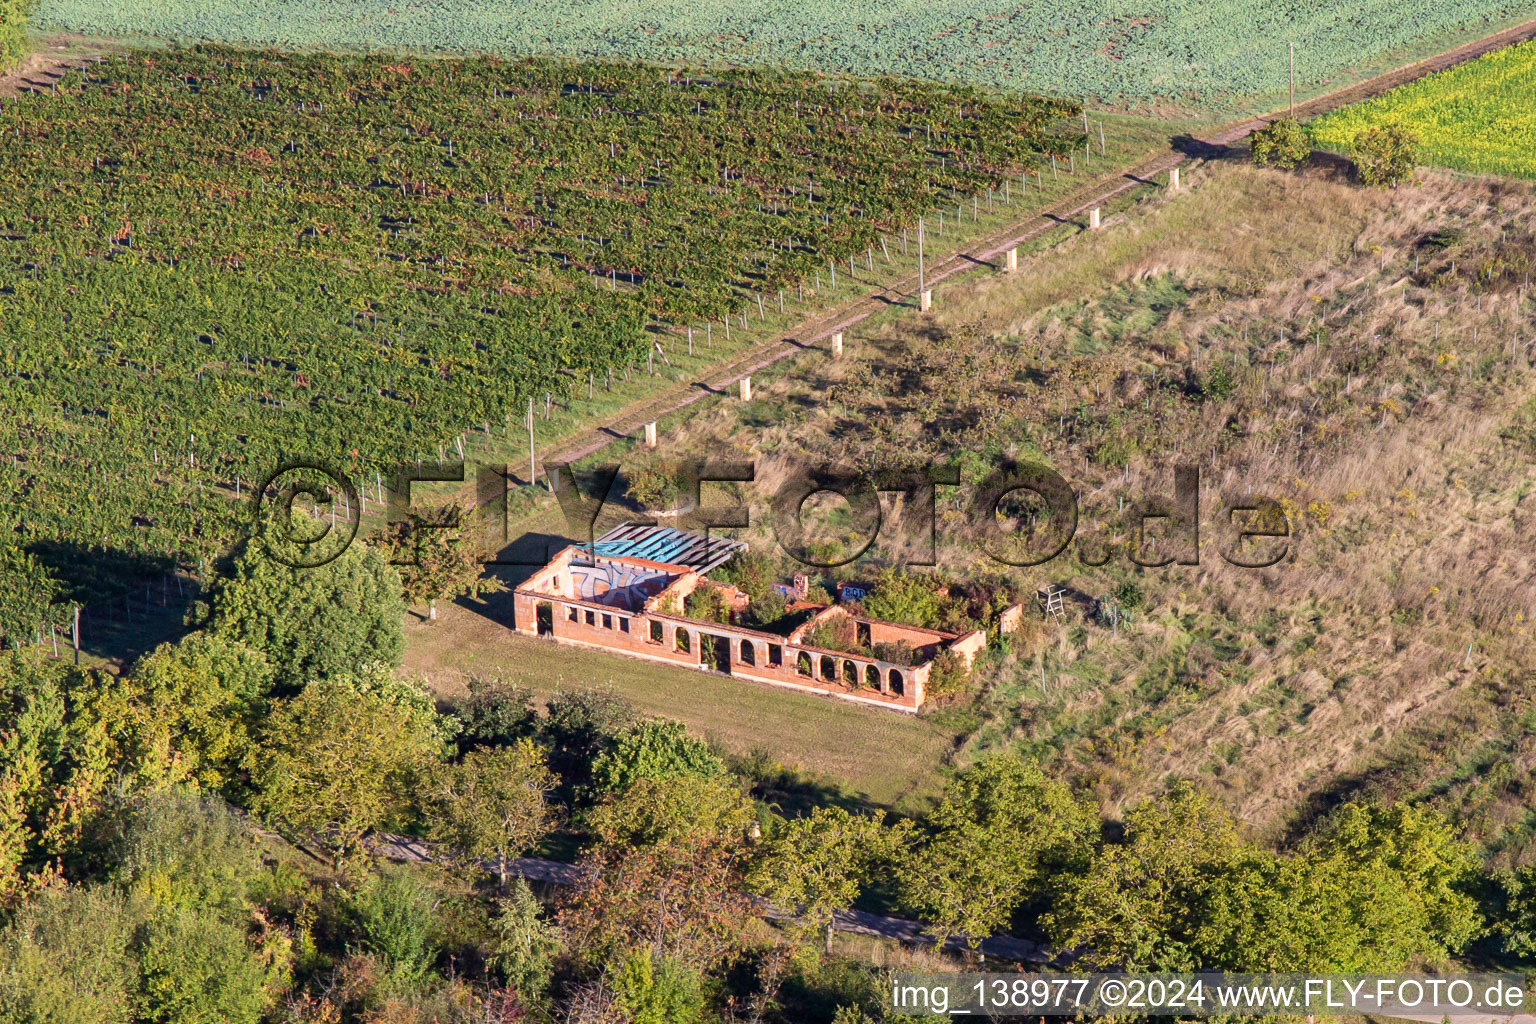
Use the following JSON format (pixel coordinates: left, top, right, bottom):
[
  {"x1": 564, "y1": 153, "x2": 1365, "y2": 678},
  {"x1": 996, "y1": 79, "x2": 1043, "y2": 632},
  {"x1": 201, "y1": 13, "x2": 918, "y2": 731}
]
[{"x1": 511, "y1": 525, "x2": 988, "y2": 712}]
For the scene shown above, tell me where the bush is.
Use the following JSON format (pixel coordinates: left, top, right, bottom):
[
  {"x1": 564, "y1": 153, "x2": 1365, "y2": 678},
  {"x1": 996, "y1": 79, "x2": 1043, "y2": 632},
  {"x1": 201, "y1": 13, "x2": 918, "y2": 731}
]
[
  {"x1": 113, "y1": 789, "x2": 261, "y2": 917},
  {"x1": 1352, "y1": 123, "x2": 1420, "y2": 188},
  {"x1": 1113, "y1": 580, "x2": 1145, "y2": 611},
  {"x1": 452, "y1": 677, "x2": 536, "y2": 749},
  {"x1": 683, "y1": 584, "x2": 733, "y2": 625},
  {"x1": 541, "y1": 689, "x2": 636, "y2": 798},
  {"x1": 251, "y1": 681, "x2": 446, "y2": 858},
  {"x1": 924, "y1": 650, "x2": 970, "y2": 699},
  {"x1": 610, "y1": 951, "x2": 704, "y2": 1024},
  {"x1": 0, "y1": 885, "x2": 137, "y2": 1024},
  {"x1": 487, "y1": 879, "x2": 560, "y2": 1000},
  {"x1": 800, "y1": 613, "x2": 860, "y2": 655},
  {"x1": 136, "y1": 905, "x2": 275, "y2": 1024},
  {"x1": 871, "y1": 640, "x2": 916, "y2": 666},
  {"x1": 347, "y1": 871, "x2": 441, "y2": 989},
  {"x1": 1249, "y1": 117, "x2": 1312, "y2": 170},
  {"x1": 859, "y1": 569, "x2": 944, "y2": 628},
  {"x1": 1490, "y1": 865, "x2": 1536, "y2": 958},
  {"x1": 624, "y1": 462, "x2": 684, "y2": 512},
  {"x1": 1199, "y1": 362, "x2": 1235, "y2": 401},
  {"x1": 590, "y1": 720, "x2": 730, "y2": 795}
]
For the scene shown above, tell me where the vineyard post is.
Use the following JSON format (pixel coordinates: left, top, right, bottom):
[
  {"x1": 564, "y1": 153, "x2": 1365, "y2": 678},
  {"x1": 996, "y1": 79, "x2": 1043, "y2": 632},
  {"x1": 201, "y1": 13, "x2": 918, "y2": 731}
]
[
  {"x1": 831, "y1": 332, "x2": 843, "y2": 357},
  {"x1": 687, "y1": 328, "x2": 693, "y2": 355},
  {"x1": 1051, "y1": 155, "x2": 1057, "y2": 180},
  {"x1": 740, "y1": 377, "x2": 752, "y2": 402},
  {"x1": 72, "y1": 606, "x2": 79, "y2": 665},
  {"x1": 527, "y1": 398, "x2": 535, "y2": 484},
  {"x1": 1090, "y1": 207, "x2": 1101, "y2": 230},
  {"x1": 644, "y1": 421, "x2": 658, "y2": 448},
  {"x1": 880, "y1": 237, "x2": 890, "y2": 262},
  {"x1": 1099, "y1": 122, "x2": 1105, "y2": 156},
  {"x1": 757, "y1": 294, "x2": 764, "y2": 319}
]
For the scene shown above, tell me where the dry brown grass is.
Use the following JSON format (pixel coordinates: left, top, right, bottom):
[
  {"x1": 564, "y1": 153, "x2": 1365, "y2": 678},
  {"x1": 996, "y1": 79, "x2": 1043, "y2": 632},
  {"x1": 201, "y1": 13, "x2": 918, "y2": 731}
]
[{"x1": 619, "y1": 156, "x2": 1536, "y2": 855}]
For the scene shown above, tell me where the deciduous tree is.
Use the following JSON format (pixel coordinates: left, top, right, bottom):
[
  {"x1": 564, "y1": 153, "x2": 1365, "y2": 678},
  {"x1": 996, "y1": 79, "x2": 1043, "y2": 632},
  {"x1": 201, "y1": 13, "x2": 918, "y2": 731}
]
[
  {"x1": 200, "y1": 544, "x2": 404, "y2": 689},
  {"x1": 902, "y1": 756, "x2": 1095, "y2": 945},
  {"x1": 250, "y1": 681, "x2": 443, "y2": 860},
  {"x1": 425, "y1": 741, "x2": 555, "y2": 887}
]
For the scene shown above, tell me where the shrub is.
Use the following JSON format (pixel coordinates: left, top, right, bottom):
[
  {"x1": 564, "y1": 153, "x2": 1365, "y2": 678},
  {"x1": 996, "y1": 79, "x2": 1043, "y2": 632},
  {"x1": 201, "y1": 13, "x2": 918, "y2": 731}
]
[
  {"x1": 1113, "y1": 580, "x2": 1145, "y2": 611},
  {"x1": 452, "y1": 677, "x2": 536, "y2": 749},
  {"x1": 1199, "y1": 362, "x2": 1235, "y2": 401},
  {"x1": 487, "y1": 879, "x2": 560, "y2": 1000},
  {"x1": 871, "y1": 640, "x2": 916, "y2": 666},
  {"x1": 683, "y1": 584, "x2": 733, "y2": 625},
  {"x1": 346, "y1": 872, "x2": 441, "y2": 989},
  {"x1": 1249, "y1": 117, "x2": 1312, "y2": 170},
  {"x1": 801, "y1": 613, "x2": 860, "y2": 655},
  {"x1": 924, "y1": 650, "x2": 970, "y2": 699},
  {"x1": 610, "y1": 951, "x2": 704, "y2": 1024},
  {"x1": 136, "y1": 905, "x2": 275, "y2": 1024},
  {"x1": 0, "y1": 885, "x2": 136, "y2": 1024},
  {"x1": 251, "y1": 681, "x2": 445, "y2": 858},
  {"x1": 1352, "y1": 123, "x2": 1420, "y2": 188},
  {"x1": 625, "y1": 463, "x2": 683, "y2": 512},
  {"x1": 0, "y1": 0, "x2": 31, "y2": 77},
  {"x1": 113, "y1": 788, "x2": 260, "y2": 917},
  {"x1": 859, "y1": 569, "x2": 943, "y2": 628},
  {"x1": 590, "y1": 720, "x2": 730, "y2": 795}
]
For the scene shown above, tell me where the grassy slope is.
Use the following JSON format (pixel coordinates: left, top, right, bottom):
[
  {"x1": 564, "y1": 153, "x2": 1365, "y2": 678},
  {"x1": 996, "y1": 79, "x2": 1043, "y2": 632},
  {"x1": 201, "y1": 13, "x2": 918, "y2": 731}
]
[{"x1": 571, "y1": 155, "x2": 1536, "y2": 858}]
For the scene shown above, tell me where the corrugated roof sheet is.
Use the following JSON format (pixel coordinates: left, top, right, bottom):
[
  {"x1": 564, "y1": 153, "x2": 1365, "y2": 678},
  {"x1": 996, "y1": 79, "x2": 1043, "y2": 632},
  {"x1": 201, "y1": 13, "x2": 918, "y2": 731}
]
[{"x1": 587, "y1": 523, "x2": 746, "y2": 574}]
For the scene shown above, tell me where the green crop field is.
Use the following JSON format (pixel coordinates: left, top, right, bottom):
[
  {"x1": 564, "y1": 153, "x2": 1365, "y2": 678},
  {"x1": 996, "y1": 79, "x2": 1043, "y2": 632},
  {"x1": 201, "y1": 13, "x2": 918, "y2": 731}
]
[
  {"x1": 0, "y1": 45, "x2": 1079, "y2": 616},
  {"x1": 31, "y1": 0, "x2": 1536, "y2": 109},
  {"x1": 1310, "y1": 37, "x2": 1536, "y2": 179}
]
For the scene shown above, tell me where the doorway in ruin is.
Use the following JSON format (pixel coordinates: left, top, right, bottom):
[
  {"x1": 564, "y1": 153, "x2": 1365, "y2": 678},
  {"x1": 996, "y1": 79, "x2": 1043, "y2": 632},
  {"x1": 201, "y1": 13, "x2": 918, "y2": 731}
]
[{"x1": 536, "y1": 602, "x2": 554, "y2": 636}]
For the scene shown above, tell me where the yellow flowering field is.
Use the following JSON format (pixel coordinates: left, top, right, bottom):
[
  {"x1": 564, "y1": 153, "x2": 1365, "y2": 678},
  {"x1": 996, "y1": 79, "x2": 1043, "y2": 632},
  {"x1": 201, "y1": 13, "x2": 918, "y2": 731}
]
[{"x1": 1311, "y1": 37, "x2": 1536, "y2": 179}]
